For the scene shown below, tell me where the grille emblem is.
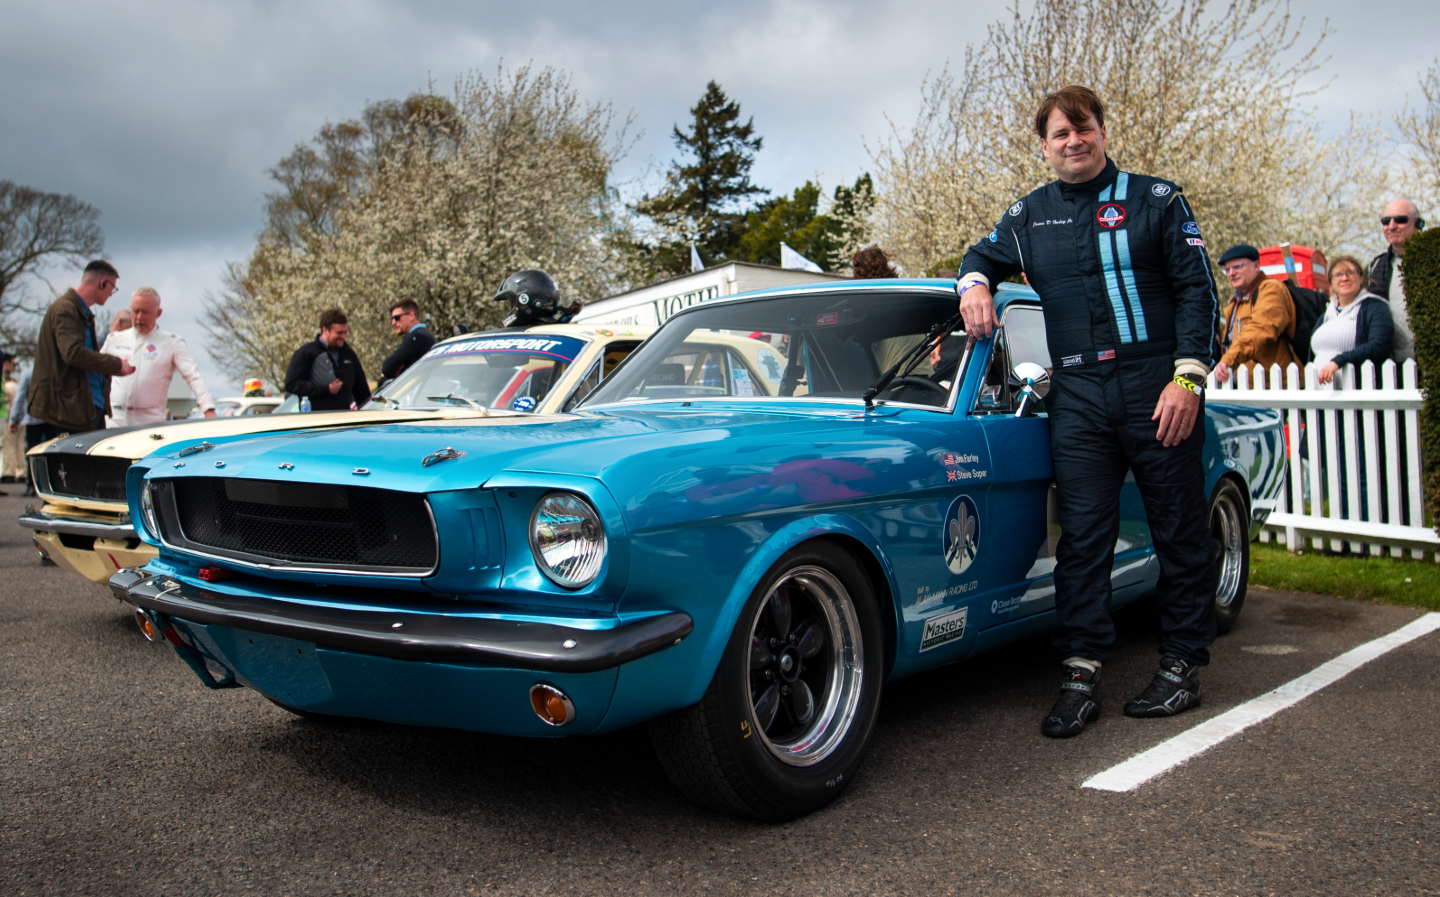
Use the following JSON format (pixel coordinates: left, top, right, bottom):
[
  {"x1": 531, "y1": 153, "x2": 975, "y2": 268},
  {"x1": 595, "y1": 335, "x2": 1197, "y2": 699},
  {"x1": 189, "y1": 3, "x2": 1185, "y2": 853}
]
[{"x1": 56, "y1": 465, "x2": 68, "y2": 487}]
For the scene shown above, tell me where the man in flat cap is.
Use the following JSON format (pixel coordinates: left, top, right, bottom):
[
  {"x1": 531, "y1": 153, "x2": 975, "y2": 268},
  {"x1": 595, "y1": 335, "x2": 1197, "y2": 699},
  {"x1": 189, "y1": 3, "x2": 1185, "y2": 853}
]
[{"x1": 1214, "y1": 244, "x2": 1299, "y2": 384}]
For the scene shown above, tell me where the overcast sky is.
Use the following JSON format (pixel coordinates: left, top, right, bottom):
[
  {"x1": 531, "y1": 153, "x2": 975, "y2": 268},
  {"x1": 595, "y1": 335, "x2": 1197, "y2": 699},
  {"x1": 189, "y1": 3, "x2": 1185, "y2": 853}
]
[{"x1": 3, "y1": 0, "x2": 1438, "y2": 395}]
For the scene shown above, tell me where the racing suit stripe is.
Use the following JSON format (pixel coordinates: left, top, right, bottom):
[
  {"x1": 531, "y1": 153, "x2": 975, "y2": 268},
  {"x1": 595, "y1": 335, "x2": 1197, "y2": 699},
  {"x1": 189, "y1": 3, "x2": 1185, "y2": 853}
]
[
  {"x1": 1098, "y1": 184, "x2": 1113, "y2": 203},
  {"x1": 1113, "y1": 229, "x2": 1149, "y2": 341},
  {"x1": 1097, "y1": 231, "x2": 1135, "y2": 343},
  {"x1": 1114, "y1": 171, "x2": 1129, "y2": 201}
]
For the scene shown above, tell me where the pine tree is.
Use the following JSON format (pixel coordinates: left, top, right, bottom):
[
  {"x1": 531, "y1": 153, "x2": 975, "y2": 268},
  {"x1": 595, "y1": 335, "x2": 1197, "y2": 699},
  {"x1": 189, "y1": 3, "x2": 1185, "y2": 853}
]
[{"x1": 633, "y1": 81, "x2": 767, "y2": 277}]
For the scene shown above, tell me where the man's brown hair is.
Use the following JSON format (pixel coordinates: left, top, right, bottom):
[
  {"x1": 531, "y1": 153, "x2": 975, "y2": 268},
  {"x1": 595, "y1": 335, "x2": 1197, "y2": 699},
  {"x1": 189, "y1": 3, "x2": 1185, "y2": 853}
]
[
  {"x1": 319, "y1": 308, "x2": 349, "y2": 330},
  {"x1": 390, "y1": 298, "x2": 419, "y2": 317},
  {"x1": 851, "y1": 245, "x2": 898, "y2": 279},
  {"x1": 1034, "y1": 86, "x2": 1106, "y2": 139}
]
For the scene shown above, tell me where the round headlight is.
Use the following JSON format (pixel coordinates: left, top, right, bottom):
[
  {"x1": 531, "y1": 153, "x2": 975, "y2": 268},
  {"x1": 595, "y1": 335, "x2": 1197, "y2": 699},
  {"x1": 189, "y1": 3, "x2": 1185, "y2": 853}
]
[
  {"x1": 139, "y1": 480, "x2": 161, "y2": 540},
  {"x1": 529, "y1": 492, "x2": 606, "y2": 589}
]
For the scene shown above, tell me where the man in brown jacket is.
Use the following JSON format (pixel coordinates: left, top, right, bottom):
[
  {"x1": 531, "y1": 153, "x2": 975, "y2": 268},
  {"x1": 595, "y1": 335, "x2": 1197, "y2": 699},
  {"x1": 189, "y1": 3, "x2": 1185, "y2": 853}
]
[
  {"x1": 1214, "y1": 243, "x2": 1298, "y2": 385},
  {"x1": 29, "y1": 260, "x2": 135, "y2": 440}
]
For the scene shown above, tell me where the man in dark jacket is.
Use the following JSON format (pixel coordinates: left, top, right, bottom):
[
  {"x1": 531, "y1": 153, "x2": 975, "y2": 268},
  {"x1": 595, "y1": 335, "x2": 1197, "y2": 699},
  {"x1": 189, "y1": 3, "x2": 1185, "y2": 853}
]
[
  {"x1": 379, "y1": 298, "x2": 435, "y2": 386},
  {"x1": 1365, "y1": 198, "x2": 1423, "y2": 364},
  {"x1": 283, "y1": 308, "x2": 371, "y2": 412},
  {"x1": 958, "y1": 86, "x2": 1220, "y2": 739},
  {"x1": 29, "y1": 260, "x2": 135, "y2": 439}
]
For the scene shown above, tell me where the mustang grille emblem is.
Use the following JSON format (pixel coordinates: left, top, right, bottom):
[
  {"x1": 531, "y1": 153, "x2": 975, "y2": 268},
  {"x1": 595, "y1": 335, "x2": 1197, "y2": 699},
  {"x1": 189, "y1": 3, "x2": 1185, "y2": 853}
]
[{"x1": 56, "y1": 464, "x2": 68, "y2": 487}]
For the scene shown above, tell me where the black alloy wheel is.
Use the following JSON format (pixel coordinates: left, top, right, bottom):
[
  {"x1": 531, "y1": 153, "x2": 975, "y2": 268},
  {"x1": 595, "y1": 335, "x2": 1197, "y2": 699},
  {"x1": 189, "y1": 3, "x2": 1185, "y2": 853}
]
[
  {"x1": 649, "y1": 540, "x2": 885, "y2": 820},
  {"x1": 1210, "y1": 478, "x2": 1250, "y2": 634}
]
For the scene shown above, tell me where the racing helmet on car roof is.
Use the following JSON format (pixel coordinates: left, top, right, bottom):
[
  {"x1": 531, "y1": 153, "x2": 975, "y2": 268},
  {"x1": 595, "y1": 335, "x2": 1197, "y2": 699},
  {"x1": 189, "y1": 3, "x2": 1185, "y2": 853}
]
[{"x1": 493, "y1": 269, "x2": 580, "y2": 328}]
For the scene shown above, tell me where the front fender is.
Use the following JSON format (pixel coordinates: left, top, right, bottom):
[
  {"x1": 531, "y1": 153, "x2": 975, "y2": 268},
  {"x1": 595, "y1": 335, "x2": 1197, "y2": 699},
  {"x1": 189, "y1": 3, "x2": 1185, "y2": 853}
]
[{"x1": 597, "y1": 512, "x2": 899, "y2": 733}]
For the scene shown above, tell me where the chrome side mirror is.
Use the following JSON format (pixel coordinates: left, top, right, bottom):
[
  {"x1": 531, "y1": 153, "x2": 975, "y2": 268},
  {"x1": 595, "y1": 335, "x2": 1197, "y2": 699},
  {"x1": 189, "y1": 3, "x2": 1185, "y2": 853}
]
[{"x1": 1012, "y1": 362, "x2": 1050, "y2": 418}]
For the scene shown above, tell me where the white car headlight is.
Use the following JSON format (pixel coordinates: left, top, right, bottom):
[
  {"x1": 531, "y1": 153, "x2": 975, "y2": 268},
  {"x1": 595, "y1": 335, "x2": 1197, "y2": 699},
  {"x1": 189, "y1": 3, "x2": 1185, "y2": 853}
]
[
  {"x1": 140, "y1": 480, "x2": 161, "y2": 540},
  {"x1": 529, "y1": 492, "x2": 606, "y2": 589}
]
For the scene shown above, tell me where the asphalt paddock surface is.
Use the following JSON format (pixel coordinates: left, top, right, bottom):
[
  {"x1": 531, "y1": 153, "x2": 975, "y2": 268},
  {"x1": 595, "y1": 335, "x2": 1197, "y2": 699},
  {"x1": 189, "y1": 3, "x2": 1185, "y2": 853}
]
[{"x1": 2, "y1": 494, "x2": 1437, "y2": 896}]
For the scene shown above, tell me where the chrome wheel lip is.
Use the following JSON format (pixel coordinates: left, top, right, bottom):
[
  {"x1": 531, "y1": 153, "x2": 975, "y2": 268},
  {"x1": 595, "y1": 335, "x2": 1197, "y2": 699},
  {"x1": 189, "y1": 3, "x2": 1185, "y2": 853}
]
[
  {"x1": 749, "y1": 566, "x2": 864, "y2": 768},
  {"x1": 1212, "y1": 491, "x2": 1245, "y2": 609}
]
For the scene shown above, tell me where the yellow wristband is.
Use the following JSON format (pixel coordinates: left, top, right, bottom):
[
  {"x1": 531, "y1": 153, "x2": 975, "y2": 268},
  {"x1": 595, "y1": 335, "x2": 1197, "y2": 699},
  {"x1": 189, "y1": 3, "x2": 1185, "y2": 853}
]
[{"x1": 1173, "y1": 376, "x2": 1201, "y2": 395}]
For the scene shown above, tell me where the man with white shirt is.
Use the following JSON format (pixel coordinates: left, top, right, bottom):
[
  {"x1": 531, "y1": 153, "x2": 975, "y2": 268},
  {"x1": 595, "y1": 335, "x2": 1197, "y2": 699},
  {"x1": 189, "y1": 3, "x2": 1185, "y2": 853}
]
[
  {"x1": 1365, "y1": 198, "x2": 1424, "y2": 364},
  {"x1": 101, "y1": 287, "x2": 216, "y2": 426}
]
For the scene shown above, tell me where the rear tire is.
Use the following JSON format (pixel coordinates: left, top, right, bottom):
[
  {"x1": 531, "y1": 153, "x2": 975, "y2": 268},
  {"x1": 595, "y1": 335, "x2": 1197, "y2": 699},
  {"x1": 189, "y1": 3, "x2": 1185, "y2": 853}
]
[
  {"x1": 1210, "y1": 478, "x2": 1250, "y2": 634},
  {"x1": 649, "y1": 540, "x2": 884, "y2": 820}
]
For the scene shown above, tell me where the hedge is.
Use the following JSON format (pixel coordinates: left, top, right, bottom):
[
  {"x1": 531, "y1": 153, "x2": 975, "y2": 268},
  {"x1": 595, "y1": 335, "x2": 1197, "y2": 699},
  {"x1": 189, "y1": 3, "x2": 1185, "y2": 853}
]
[{"x1": 1403, "y1": 227, "x2": 1440, "y2": 536}]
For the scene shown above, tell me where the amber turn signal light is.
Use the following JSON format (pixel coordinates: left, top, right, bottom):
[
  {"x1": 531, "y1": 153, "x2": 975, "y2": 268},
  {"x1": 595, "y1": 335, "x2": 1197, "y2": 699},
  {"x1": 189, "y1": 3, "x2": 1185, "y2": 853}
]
[{"x1": 529, "y1": 683, "x2": 575, "y2": 726}]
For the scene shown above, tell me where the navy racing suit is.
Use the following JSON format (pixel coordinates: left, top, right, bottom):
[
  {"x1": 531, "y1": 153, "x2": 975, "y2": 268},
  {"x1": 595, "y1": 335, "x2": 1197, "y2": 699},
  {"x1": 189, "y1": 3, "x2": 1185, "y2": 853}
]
[{"x1": 959, "y1": 157, "x2": 1221, "y2": 665}]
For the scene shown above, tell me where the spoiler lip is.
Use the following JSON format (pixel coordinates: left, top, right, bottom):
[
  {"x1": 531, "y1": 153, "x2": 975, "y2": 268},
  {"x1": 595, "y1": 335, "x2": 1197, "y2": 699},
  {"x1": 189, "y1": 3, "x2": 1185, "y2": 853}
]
[{"x1": 108, "y1": 567, "x2": 692, "y2": 674}]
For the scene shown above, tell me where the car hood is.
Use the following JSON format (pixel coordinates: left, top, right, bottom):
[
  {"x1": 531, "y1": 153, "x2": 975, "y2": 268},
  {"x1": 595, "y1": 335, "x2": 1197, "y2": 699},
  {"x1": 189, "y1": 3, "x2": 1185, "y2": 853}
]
[
  {"x1": 141, "y1": 403, "x2": 891, "y2": 495},
  {"x1": 40, "y1": 407, "x2": 495, "y2": 462}
]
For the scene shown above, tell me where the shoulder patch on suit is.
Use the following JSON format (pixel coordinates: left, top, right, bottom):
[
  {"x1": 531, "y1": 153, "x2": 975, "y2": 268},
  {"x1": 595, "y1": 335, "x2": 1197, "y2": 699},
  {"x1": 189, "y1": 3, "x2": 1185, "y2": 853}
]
[{"x1": 1009, "y1": 200, "x2": 1024, "y2": 217}]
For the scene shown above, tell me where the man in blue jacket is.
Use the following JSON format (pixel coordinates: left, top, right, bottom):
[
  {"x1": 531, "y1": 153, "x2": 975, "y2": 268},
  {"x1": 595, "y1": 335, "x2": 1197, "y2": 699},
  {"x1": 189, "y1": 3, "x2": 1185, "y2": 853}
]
[
  {"x1": 958, "y1": 86, "x2": 1221, "y2": 738},
  {"x1": 380, "y1": 298, "x2": 435, "y2": 387}
]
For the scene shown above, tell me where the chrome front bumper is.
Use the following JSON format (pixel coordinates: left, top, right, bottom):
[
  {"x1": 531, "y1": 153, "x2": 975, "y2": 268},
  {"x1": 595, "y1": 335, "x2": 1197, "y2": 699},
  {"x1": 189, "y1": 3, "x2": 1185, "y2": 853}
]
[
  {"x1": 19, "y1": 506, "x2": 136, "y2": 540},
  {"x1": 108, "y1": 568, "x2": 694, "y2": 673}
]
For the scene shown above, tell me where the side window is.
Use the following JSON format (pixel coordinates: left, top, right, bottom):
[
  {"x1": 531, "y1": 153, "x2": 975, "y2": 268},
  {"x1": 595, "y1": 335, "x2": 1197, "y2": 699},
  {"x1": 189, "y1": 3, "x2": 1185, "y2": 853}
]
[
  {"x1": 726, "y1": 349, "x2": 768, "y2": 397},
  {"x1": 562, "y1": 359, "x2": 603, "y2": 412},
  {"x1": 972, "y1": 305, "x2": 1050, "y2": 415}
]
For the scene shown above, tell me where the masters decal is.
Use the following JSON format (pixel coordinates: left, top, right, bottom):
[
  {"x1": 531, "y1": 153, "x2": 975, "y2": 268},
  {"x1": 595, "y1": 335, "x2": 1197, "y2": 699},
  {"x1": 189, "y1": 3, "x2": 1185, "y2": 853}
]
[{"x1": 920, "y1": 607, "x2": 969, "y2": 652}]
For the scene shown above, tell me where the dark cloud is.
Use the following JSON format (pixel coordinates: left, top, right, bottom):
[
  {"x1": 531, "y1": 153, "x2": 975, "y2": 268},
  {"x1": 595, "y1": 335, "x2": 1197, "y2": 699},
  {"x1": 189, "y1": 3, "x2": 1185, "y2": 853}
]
[{"x1": 3, "y1": 0, "x2": 1437, "y2": 390}]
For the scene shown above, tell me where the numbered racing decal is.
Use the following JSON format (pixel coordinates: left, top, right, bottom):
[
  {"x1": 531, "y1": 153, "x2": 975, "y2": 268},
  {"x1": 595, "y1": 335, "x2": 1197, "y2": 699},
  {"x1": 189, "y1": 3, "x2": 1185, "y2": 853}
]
[
  {"x1": 943, "y1": 494, "x2": 981, "y2": 574},
  {"x1": 919, "y1": 607, "x2": 969, "y2": 652}
]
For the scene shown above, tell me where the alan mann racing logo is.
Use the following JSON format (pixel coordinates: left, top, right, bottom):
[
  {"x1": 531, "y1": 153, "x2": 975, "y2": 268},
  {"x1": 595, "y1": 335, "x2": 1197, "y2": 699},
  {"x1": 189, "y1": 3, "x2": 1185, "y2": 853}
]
[
  {"x1": 1096, "y1": 203, "x2": 1126, "y2": 229},
  {"x1": 943, "y1": 494, "x2": 981, "y2": 574}
]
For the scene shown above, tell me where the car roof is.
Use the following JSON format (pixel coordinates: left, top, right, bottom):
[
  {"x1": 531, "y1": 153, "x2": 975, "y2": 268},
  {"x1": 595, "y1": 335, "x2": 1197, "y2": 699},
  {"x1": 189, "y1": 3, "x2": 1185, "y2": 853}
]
[
  {"x1": 430, "y1": 322, "x2": 655, "y2": 350},
  {"x1": 666, "y1": 277, "x2": 1041, "y2": 321}
]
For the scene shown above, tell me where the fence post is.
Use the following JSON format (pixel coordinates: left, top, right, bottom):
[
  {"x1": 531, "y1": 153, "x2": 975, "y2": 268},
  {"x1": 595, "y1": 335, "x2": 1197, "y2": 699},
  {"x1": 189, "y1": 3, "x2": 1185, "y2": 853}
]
[
  {"x1": 1403, "y1": 360, "x2": 1424, "y2": 559},
  {"x1": 1382, "y1": 360, "x2": 1403, "y2": 557}
]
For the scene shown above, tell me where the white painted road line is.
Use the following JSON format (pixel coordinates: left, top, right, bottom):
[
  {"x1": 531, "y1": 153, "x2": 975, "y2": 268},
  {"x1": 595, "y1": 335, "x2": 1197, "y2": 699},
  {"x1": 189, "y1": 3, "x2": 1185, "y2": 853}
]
[{"x1": 1084, "y1": 612, "x2": 1440, "y2": 793}]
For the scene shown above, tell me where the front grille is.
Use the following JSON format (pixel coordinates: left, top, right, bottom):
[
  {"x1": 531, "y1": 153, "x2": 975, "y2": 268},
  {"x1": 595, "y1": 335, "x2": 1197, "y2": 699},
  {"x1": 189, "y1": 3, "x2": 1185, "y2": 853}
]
[
  {"x1": 167, "y1": 478, "x2": 437, "y2": 572},
  {"x1": 38, "y1": 454, "x2": 131, "y2": 501}
]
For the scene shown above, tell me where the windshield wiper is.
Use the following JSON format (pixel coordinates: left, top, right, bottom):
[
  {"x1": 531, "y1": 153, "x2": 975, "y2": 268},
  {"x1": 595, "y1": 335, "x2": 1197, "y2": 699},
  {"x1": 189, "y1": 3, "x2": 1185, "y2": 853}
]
[
  {"x1": 369, "y1": 395, "x2": 400, "y2": 408},
  {"x1": 425, "y1": 394, "x2": 490, "y2": 414},
  {"x1": 862, "y1": 310, "x2": 966, "y2": 410}
]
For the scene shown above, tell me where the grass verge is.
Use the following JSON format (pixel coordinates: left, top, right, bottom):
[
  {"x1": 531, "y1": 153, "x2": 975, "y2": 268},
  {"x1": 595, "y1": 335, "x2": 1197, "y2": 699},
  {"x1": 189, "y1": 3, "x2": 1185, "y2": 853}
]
[{"x1": 1250, "y1": 540, "x2": 1440, "y2": 611}]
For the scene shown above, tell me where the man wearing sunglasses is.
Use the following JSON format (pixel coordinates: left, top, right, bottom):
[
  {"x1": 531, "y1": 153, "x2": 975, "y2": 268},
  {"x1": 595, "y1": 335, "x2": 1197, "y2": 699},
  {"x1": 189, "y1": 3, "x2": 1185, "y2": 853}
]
[
  {"x1": 1366, "y1": 199, "x2": 1425, "y2": 363},
  {"x1": 29, "y1": 260, "x2": 136, "y2": 439},
  {"x1": 379, "y1": 298, "x2": 435, "y2": 387}
]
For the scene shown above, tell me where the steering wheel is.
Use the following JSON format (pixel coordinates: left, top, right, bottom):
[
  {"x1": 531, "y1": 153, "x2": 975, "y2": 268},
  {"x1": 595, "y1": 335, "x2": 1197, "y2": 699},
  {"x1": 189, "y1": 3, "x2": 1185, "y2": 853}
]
[{"x1": 885, "y1": 376, "x2": 948, "y2": 396}]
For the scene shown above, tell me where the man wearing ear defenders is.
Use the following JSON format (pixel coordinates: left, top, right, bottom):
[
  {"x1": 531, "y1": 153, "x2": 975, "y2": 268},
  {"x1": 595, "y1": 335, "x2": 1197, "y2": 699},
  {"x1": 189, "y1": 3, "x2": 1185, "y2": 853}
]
[{"x1": 1367, "y1": 198, "x2": 1425, "y2": 364}]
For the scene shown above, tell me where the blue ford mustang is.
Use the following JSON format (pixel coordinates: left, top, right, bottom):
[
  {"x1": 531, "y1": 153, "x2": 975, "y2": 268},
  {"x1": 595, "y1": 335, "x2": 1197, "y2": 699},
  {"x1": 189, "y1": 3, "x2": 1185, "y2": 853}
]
[{"x1": 112, "y1": 281, "x2": 1284, "y2": 819}]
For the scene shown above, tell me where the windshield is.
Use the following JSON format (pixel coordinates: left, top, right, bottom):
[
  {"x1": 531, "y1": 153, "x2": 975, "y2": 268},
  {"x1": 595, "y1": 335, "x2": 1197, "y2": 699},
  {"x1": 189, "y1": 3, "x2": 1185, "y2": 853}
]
[
  {"x1": 583, "y1": 289, "x2": 964, "y2": 408},
  {"x1": 365, "y1": 334, "x2": 586, "y2": 412}
]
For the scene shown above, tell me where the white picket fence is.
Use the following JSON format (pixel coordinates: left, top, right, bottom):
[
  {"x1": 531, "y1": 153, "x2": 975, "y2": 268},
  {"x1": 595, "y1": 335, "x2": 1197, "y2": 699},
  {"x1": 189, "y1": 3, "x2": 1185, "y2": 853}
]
[{"x1": 1208, "y1": 359, "x2": 1438, "y2": 560}]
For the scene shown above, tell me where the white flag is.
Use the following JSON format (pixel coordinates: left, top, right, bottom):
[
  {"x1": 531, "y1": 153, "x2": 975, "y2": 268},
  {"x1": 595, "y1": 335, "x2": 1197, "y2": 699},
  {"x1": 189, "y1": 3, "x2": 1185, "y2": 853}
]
[
  {"x1": 780, "y1": 242, "x2": 823, "y2": 273},
  {"x1": 690, "y1": 244, "x2": 704, "y2": 272}
]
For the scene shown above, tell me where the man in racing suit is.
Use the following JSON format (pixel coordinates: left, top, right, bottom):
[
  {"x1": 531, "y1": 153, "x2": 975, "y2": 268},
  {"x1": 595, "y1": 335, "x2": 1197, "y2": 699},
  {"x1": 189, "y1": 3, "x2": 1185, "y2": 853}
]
[{"x1": 958, "y1": 85, "x2": 1220, "y2": 738}]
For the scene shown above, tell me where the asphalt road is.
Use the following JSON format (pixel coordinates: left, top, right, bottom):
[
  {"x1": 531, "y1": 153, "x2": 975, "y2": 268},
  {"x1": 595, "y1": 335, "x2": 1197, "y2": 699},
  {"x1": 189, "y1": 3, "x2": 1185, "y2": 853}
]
[{"x1": 3, "y1": 491, "x2": 1437, "y2": 896}]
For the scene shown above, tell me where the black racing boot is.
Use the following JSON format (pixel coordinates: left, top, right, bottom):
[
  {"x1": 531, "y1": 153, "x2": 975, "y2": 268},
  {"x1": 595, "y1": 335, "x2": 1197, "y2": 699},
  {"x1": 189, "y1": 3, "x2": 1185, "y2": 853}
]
[
  {"x1": 1041, "y1": 662, "x2": 1101, "y2": 738},
  {"x1": 1124, "y1": 654, "x2": 1202, "y2": 717}
]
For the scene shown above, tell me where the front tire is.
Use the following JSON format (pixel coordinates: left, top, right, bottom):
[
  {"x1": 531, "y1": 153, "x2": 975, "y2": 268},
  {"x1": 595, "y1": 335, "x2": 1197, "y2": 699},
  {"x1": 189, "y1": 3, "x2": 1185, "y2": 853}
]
[
  {"x1": 1210, "y1": 478, "x2": 1250, "y2": 634},
  {"x1": 649, "y1": 540, "x2": 885, "y2": 820}
]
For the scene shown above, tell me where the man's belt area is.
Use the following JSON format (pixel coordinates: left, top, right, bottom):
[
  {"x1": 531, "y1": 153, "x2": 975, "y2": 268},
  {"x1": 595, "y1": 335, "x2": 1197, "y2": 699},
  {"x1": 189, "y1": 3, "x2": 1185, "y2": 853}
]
[{"x1": 1055, "y1": 340, "x2": 1175, "y2": 370}]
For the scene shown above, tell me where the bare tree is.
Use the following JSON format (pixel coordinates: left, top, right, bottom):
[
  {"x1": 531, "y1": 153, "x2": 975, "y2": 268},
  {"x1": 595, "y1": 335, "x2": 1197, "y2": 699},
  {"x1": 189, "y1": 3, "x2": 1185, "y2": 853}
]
[
  {"x1": 864, "y1": 0, "x2": 1385, "y2": 276},
  {"x1": 0, "y1": 181, "x2": 105, "y2": 324},
  {"x1": 1396, "y1": 59, "x2": 1440, "y2": 208}
]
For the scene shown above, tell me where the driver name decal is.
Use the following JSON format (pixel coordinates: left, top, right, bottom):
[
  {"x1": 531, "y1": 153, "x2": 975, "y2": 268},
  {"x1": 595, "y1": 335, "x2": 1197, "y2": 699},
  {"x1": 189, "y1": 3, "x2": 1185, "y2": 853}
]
[{"x1": 919, "y1": 607, "x2": 969, "y2": 652}]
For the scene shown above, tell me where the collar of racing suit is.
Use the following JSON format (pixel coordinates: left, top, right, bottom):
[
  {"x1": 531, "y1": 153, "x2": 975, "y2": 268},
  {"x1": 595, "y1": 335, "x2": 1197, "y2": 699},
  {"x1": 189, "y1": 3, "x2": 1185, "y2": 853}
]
[{"x1": 1056, "y1": 156, "x2": 1119, "y2": 200}]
